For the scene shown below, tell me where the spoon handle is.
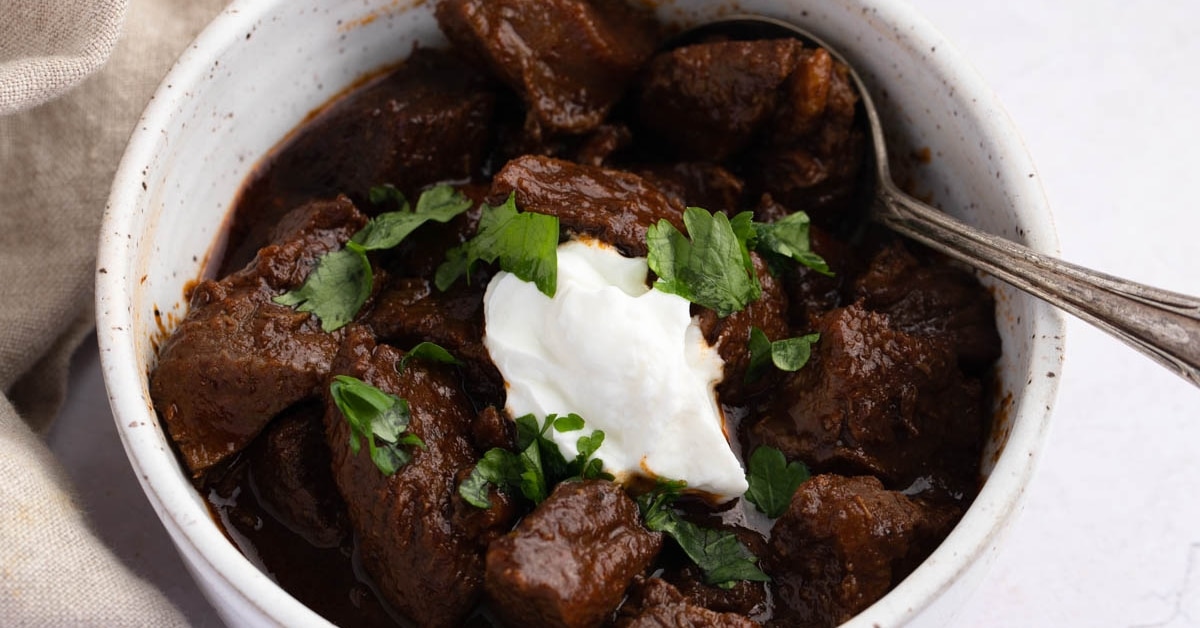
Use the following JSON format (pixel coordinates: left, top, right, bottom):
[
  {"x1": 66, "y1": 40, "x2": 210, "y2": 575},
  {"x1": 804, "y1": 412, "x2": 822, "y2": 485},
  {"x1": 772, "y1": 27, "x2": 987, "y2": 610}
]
[{"x1": 873, "y1": 184, "x2": 1200, "y2": 388}]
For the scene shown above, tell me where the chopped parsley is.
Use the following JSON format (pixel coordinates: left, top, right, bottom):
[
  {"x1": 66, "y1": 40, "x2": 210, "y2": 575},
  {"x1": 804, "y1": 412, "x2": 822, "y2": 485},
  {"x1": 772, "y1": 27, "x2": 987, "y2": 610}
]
[
  {"x1": 273, "y1": 245, "x2": 373, "y2": 333},
  {"x1": 273, "y1": 183, "x2": 474, "y2": 332},
  {"x1": 746, "y1": 327, "x2": 820, "y2": 383},
  {"x1": 328, "y1": 375, "x2": 426, "y2": 476},
  {"x1": 646, "y1": 207, "x2": 831, "y2": 318},
  {"x1": 647, "y1": 207, "x2": 761, "y2": 318},
  {"x1": 458, "y1": 413, "x2": 611, "y2": 509},
  {"x1": 743, "y1": 446, "x2": 810, "y2": 518},
  {"x1": 638, "y1": 480, "x2": 770, "y2": 588},
  {"x1": 752, "y1": 210, "x2": 832, "y2": 276},
  {"x1": 435, "y1": 192, "x2": 560, "y2": 297},
  {"x1": 397, "y1": 341, "x2": 461, "y2": 373}
]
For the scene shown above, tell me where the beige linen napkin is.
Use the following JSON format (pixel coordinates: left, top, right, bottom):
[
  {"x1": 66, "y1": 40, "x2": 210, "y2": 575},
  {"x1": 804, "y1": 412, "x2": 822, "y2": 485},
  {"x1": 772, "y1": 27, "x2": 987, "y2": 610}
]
[{"x1": 1, "y1": 0, "x2": 226, "y2": 625}]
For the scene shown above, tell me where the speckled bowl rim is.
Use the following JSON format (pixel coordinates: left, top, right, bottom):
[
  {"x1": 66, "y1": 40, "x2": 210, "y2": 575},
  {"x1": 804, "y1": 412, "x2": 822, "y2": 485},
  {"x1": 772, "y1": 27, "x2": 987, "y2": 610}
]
[{"x1": 97, "y1": 0, "x2": 1065, "y2": 626}]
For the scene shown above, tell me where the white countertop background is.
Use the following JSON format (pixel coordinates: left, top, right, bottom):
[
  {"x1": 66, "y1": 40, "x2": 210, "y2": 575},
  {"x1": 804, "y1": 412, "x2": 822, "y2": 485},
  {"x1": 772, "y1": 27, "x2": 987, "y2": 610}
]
[{"x1": 48, "y1": 0, "x2": 1200, "y2": 626}]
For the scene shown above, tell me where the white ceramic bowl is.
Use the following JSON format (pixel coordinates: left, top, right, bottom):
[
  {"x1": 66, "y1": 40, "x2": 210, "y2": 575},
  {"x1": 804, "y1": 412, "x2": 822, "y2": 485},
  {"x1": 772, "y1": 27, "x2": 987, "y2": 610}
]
[{"x1": 97, "y1": 0, "x2": 1065, "y2": 625}]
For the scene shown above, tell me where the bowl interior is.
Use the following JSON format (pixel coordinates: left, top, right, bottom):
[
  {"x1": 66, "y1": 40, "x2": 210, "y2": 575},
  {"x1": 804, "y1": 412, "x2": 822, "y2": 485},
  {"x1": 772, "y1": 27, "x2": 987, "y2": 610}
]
[{"x1": 98, "y1": 0, "x2": 1063, "y2": 625}]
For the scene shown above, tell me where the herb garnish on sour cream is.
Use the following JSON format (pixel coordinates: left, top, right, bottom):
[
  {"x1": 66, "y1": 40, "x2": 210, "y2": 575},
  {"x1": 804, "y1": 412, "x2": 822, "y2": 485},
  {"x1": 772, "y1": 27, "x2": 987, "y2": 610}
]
[{"x1": 458, "y1": 413, "x2": 610, "y2": 509}]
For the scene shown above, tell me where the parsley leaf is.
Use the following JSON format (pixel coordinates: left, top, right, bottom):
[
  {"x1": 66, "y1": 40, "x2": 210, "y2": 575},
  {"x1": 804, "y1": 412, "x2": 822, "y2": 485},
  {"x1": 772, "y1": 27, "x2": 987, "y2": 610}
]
[
  {"x1": 435, "y1": 193, "x2": 560, "y2": 297},
  {"x1": 518, "y1": 440, "x2": 548, "y2": 503},
  {"x1": 752, "y1": 211, "x2": 831, "y2": 276},
  {"x1": 354, "y1": 184, "x2": 474, "y2": 251},
  {"x1": 274, "y1": 184, "x2": 473, "y2": 332},
  {"x1": 638, "y1": 480, "x2": 770, "y2": 587},
  {"x1": 273, "y1": 245, "x2": 373, "y2": 332},
  {"x1": 745, "y1": 328, "x2": 820, "y2": 383},
  {"x1": 744, "y1": 446, "x2": 810, "y2": 518},
  {"x1": 646, "y1": 207, "x2": 761, "y2": 317},
  {"x1": 552, "y1": 414, "x2": 586, "y2": 432},
  {"x1": 329, "y1": 375, "x2": 427, "y2": 476},
  {"x1": 459, "y1": 448, "x2": 525, "y2": 508},
  {"x1": 516, "y1": 414, "x2": 572, "y2": 483},
  {"x1": 458, "y1": 413, "x2": 611, "y2": 508},
  {"x1": 397, "y1": 341, "x2": 461, "y2": 373},
  {"x1": 368, "y1": 184, "x2": 407, "y2": 210}
]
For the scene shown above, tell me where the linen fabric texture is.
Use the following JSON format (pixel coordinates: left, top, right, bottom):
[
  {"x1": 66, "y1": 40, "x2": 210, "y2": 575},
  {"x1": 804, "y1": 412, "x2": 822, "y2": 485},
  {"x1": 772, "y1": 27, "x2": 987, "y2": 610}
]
[{"x1": 1, "y1": 0, "x2": 228, "y2": 624}]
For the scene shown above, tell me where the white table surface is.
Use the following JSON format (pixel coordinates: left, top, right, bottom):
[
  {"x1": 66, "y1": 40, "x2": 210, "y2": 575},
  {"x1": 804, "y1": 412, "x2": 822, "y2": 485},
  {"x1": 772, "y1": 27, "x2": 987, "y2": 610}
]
[{"x1": 48, "y1": 0, "x2": 1200, "y2": 626}]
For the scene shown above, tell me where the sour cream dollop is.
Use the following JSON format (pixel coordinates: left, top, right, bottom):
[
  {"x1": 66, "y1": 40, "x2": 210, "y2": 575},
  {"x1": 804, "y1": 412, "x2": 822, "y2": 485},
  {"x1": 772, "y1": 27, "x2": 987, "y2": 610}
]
[{"x1": 483, "y1": 238, "x2": 748, "y2": 501}]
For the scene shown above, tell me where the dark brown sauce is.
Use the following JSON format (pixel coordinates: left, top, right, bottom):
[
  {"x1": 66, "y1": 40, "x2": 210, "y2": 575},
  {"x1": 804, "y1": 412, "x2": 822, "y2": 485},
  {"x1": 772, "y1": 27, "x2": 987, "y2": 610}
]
[
  {"x1": 208, "y1": 460, "x2": 399, "y2": 627},
  {"x1": 220, "y1": 65, "x2": 404, "y2": 276}
]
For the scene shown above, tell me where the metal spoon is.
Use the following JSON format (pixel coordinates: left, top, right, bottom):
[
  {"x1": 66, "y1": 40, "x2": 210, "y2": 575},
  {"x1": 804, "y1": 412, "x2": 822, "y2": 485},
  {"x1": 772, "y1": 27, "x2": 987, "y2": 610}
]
[{"x1": 681, "y1": 14, "x2": 1200, "y2": 388}]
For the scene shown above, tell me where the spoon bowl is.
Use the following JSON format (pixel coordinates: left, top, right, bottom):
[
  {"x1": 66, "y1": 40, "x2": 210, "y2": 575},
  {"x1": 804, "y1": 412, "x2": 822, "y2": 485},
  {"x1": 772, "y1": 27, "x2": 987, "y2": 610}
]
[{"x1": 689, "y1": 14, "x2": 1200, "y2": 387}]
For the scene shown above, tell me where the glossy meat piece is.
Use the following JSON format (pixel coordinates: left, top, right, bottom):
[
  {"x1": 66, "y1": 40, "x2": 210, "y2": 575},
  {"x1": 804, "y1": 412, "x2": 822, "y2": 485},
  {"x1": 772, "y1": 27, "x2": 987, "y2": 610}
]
[
  {"x1": 784, "y1": 222, "x2": 856, "y2": 325},
  {"x1": 485, "y1": 480, "x2": 662, "y2": 628},
  {"x1": 436, "y1": 0, "x2": 658, "y2": 135},
  {"x1": 766, "y1": 474, "x2": 963, "y2": 627},
  {"x1": 696, "y1": 254, "x2": 790, "y2": 404},
  {"x1": 573, "y1": 123, "x2": 633, "y2": 167},
  {"x1": 636, "y1": 162, "x2": 746, "y2": 215},
  {"x1": 451, "y1": 466, "x2": 521, "y2": 551},
  {"x1": 750, "y1": 48, "x2": 865, "y2": 226},
  {"x1": 261, "y1": 48, "x2": 492, "y2": 208},
  {"x1": 323, "y1": 326, "x2": 506, "y2": 628},
  {"x1": 225, "y1": 49, "x2": 494, "y2": 269},
  {"x1": 852, "y1": 240, "x2": 1002, "y2": 373},
  {"x1": 362, "y1": 276, "x2": 503, "y2": 405},
  {"x1": 150, "y1": 197, "x2": 368, "y2": 476},
  {"x1": 747, "y1": 303, "x2": 986, "y2": 487},
  {"x1": 247, "y1": 402, "x2": 348, "y2": 548},
  {"x1": 637, "y1": 40, "x2": 802, "y2": 160},
  {"x1": 490, "y1": 155, "x2": 684, "y2": 257},
  {"x1": 615, "y1": 577, "x2": 757, "y2": 628},
  {"x1": 472, "y1": 405, "x2": 516, "y2": 452}
]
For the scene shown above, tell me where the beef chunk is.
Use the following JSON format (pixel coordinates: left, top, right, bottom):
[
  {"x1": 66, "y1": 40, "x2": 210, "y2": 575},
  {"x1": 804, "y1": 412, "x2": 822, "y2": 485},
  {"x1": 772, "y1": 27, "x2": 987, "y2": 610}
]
[
  {"x1": 436, "y1": 0, "x2": 658, "y2": 135},
  {"x1": 635, "y1": 39, "x2": 864, "y2": 225},
  {"x1": 362, "y1": 276, "x2": 503, "y2": 404},
  {"x1": 151, "y1": 198, "x2": 368, "y2": 476},
  {"x1": 490, "y1": 155, "x2": 684, "y2": 257},
  {"x1": 573, "y1": 123, "x2": 634, "y2": 167},
  {"x1": 472, "y1": 406, "x2": 516, "y2": 452},
  {"x1": 750, "y1": 48, "x2": 865, "y2": 225},
  {"x1": 224, "y1": 50, "x2": 494, "y2": 270},
  {"x1": 766, "y1": 474, "x2": 963, "y2": 627},
  {"x1": 636, "y1": 162, "x2": 746, "y2": 215},
  {"x1": 784, "y1": 221, "x2": 857, "y2": 326},
  {"x1": 323, "y1": 326, "x2": 509, "y2": 628},
  {"x1": 697, "y1": 254, "x2": 790, "y2": 404},
  {"x1": 852, "y1": 240, "x2": 1002, "y2": 373},
  {"x1": 256, "y1": 48, "x2": 493, "y2": 210},
  {"x1": 615, "y1": 577, "x2": 757, "y2": 628},
  {"x1": 747, "y1": 303, "x2": 986, "y2": 487},
  {"x1": 637, "y1": 40, "x2": 802, "y2": 160},
  {"x1": 746, "y1": 193, "x2": 861, "y2": 326},
  {"x1": 485, "y1": 480, "x2": 662, "y2": 628},
  {"x1": 247, "y1": 402, "x2": 348, "y2": 548},
  {"x1": 451, "y1": 466, "x2": 521, "y2": 552}
]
